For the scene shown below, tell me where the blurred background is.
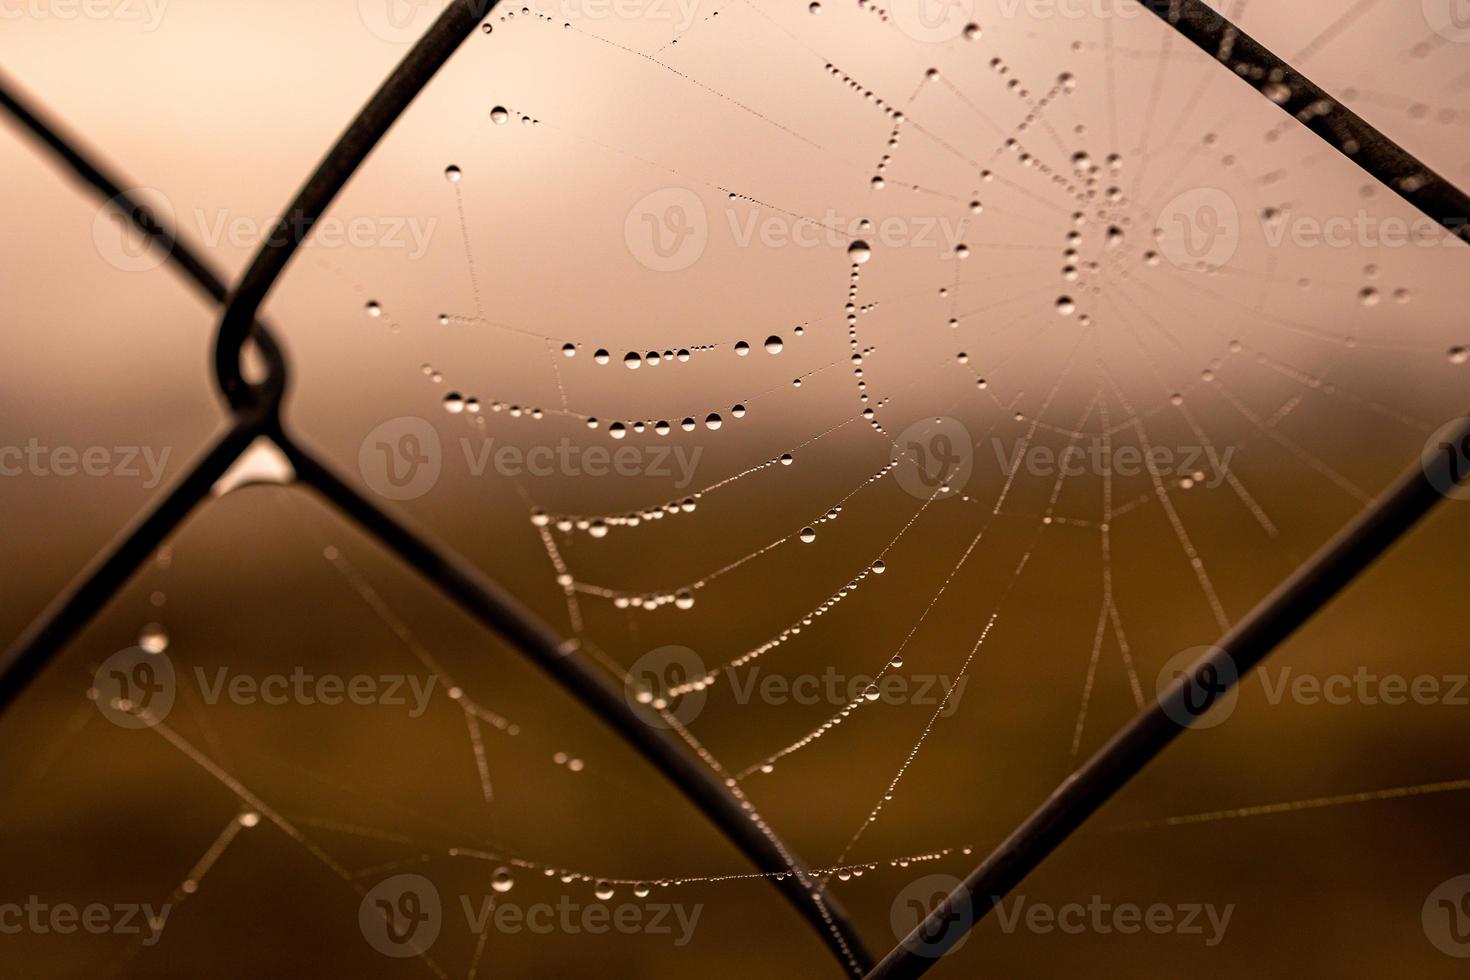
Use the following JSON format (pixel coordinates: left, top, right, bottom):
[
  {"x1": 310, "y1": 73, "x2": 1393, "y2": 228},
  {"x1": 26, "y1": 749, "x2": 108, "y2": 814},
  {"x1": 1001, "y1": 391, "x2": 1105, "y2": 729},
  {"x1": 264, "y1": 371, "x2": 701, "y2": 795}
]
[{"x1": 2, "y1": 0, "x2": 1470, "y2": 975}]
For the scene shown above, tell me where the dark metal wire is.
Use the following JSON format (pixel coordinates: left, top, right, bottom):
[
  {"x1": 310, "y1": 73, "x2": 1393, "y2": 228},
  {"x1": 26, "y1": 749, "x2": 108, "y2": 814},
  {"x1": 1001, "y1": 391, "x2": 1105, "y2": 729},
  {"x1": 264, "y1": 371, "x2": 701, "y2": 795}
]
[
  {"x1": 1133, "y1": 0, "x2": 1470, "y2": 240},
  {"x1": 864, "y1": 2, "x2": 1470, "y2": 974},
  {"x1": 3, "y1": 0, "x2": 1467, "y2": 975},
  {"x1": 0, "y1": 11, "x2": 874, "y2": 970}
]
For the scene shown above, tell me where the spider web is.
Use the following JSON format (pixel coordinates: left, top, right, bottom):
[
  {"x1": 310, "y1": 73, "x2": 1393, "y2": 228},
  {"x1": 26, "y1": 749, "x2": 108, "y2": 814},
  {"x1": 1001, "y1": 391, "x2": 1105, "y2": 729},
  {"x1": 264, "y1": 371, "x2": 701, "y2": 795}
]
[{"x1": 4, "y1": 0, "x2": 1470, "y2": 976}]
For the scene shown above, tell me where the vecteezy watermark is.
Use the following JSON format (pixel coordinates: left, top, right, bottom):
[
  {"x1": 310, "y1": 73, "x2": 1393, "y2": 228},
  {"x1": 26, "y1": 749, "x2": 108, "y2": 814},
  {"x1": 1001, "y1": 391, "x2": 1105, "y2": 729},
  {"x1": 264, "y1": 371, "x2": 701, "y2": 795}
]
[
  {"x1": 0, "y1": 0, "x2": 169, "y2": 30},
  {"x1": 92, "y1": 649, "x2": 438, "y2": 729},
  {"x1": 625, "y1": 645, "x2": 707, "y2": 727},
  {"x1": 358, "y1": 417, "x2": 705, "y2": 501},
  {"x1": 726, "y1": 667, "x2": 968, "y2": 715},
  {"x1": 624, "y1": 187, "x2": 709, "y2": 272},
  {"x1": 1154, "y1": 188, "x2": 1240, "y2": 272},
  {"x1": 994, "y1": 0, "x2": 1146, "y2": 19},
  {"x1": 92, "y1": 190, "x2": 438, "y2": 273},
  {"x1": 1156, "y1": 646, "x2": 1238, "y2": 730},
  {"x1": 622, "y1": 188, "x2": 970, "y2": 273},
  {"x1": 192, "y1": 667, "x2": 437, "y2": 718},
  {"x1": 990, "y1": 439, "x2": 1234, "y2": 487},
  {"x1": 890, "y1": 874, "x2": 973, "y2": 959},
  {"x1": 993, "y1": 894, "x2": 1234, "y2": 946},
  {"x1": 0, "y1": 439, "x2": 171, "y2": 489},
  {"x1": 892, "y1": 417, "x2": 975, "y2": 501},
  {"x1": 553, "y1": 0, "x2": 704, "y2": 30},
  {"x1": 359, "y1": 874, "x2": 702, "y2": 957},
  {"x1": 1422, "y1": 418, "x2": 1470, "y2": 502},
  {"x1": 1153, "y1": 188, "x2": 1465, "y2": 272},
  {"x1": 1423, "y1": 0, "x2": 1470, "y2": 44},
  {"x1": 1257, "y1": 665, "x2": 1469, "y2": 708},
  {"x1": 356, "y1": 0, "x2": 498, "y2": 43},
  {"x1": 890, "y1": 0, "x2": 977, "y2": 42},
  {"x1": 0, "y1": 897, "x2": 171, "y2": 946},
  {"x1": 1424, "y1": 875, "x2": 1470, "y2": 957},
  {"x1": 92, "y1": 646, "x2": 177, "y2": 729},
  {"x1": 624, "y1": 647, "x2": 968, "y2": 726}
]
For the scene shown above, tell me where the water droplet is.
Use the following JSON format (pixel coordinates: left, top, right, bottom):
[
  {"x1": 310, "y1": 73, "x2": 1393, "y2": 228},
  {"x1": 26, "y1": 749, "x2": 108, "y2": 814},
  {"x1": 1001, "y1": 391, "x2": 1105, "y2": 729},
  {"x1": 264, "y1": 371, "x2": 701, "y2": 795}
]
[
  {"x1": 364, "y1": 300, "x2": 382, "y2": 318},
  {"x1": 491, "y1": 106, "x2": 509, "y2": 124},
  {"x1": 735, "y1": 340, "x2": 750, "y2": 356},
  {"x1": 1359, "y1": 287, "x2": 1381, "y2": 307},
  {"x1": 1056, "y1": 296, "x2": 1077, "y2": 316},
  {"x1": 492, "y1": 867, "x2": 515, "y2": 893},
  {"x1": 863, "y1": 684, "x2": 880, "y2": 702},
  {"x1": 634, "y1": 882, "x2": 651, "y2": 898},
  {"x1": 871, "y1": 560, "x2": 886, "y2": 574},
  {"x1": 589, "y1": 520, "x2": 609, "y2": 538},
  {"x1": 444, "y1": 165, "x2": 462, "y2": 182},
  {"x1": 1263, "y1": 81, "x2": 1292, "y2": 104},
  {"x1": 443, "y1": 392, "x2": 466, "y2": 414},
  {"x1": 675, "y1": 589, "x2": 695, "y2": 610},
  {"x1": 561, "y1": 342, "x2": 576, "y2": 357},
  {"x1": 624, "y1": 352, "x2": 642, "y2": 369},
  {"x1": 705, "y1": 413, "x2": 723, "y2": 430},
  {"x1": 808, "y1": 0, "x2": 820, "y2": 11},
  {"x1": 139, "y1": 623, "x2": 169, "y2": 654},
  {"x1": 765, "y1": 335, "x2": 784, "y2": 354},
  {"x1": 594, "y1": 881, "x2": 615, "y2": 901},
  {"x1": 799, "y1": 527, "x2": 816, "y2": 544},
  {"x1": 848, "y1": 240, "x2": 872, "y2": 264},
  {"x1": 1449, "y1": 347, "x2": 1470, "y2": 365},
  {"x1": 594, "y1": 348, "x2": 610, "y2": 365},
  {"x1": 964, "y1": 22, "x2": 981, "y2": 40},
  {"x1": 780, "y1": 453, "x2": 793, "y2": 465}
]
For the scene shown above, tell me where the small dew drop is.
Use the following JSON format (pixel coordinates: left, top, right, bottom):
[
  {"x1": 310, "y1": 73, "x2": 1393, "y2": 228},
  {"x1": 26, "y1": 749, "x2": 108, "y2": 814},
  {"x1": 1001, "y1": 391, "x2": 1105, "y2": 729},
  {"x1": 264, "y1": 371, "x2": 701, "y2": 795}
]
[
  {"x1": 492, "y1": 867, "x2": 515, "y2": 893},
  {"x1": 139, "y1": 623, "x2": 169, "y2": 654},
  {"x1": 443, "y1": 392, "x2": 466, "y2": 414},
  {"x1": 444, "y1": 165, "x2": 462, "y2": 182},
  {"x1": 490, "y1": 106, "x2": 509, "y2": 124},
  {"x1": 594, "y1": 881, "x2": 615, "y2": 901}
]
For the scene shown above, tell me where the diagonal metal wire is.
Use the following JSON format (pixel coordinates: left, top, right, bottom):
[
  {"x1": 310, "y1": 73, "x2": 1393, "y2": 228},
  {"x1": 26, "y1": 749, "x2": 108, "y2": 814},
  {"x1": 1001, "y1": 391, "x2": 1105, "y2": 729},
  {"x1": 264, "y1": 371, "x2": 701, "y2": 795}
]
[
  {"x1": 866, "y1": 2, "x2": 1470, "y2": 975},
  {"x1": 0, "y1": 7, "x2": 874, "y2": 970},
  {"x1": 3, "y1": 0, "x2": 1468, "y2": 976}
]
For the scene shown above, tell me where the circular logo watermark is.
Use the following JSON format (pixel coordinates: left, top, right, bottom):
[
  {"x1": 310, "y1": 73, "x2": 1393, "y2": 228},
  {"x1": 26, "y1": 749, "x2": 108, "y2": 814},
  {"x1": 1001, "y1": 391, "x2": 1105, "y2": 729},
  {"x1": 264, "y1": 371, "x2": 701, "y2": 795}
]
[
  {"x1": 1422, "y1": 418, "x2": 1470, "y2": 501},
  {"x1": 93, "y1": 188, "x2": 175, "y2": 274},
  {"x1": 1156, "y1": 646, "x2": 1237, "y2": 729},
  {"x1": 624, "y1": 645, "x2": 707, "y2": 727},
  {"x1": 357, "y1": 0, "x2": 442, "y2": 42},
  {"x1": 360, "y1": 874, "x2": 443, "y2": 957},
  {"x1": 1424, "y1": 875, "x2": 1470, "y2": 957},
  {"x1": 624, "y1": 187, "x2": 708, "y2": 272},
  {"x1": 1424, "y1": 0, "x2": 1470, "y2": 43},
  {"x1": 359, "y1": 416, "x2": 442, "y2": 501},
  {"x1": 890, "y1": 873, "x2": 973, "y2": 958},
  {"x1": 1155, "y1": 188, "x2": 1239, "y2": 272},
  {"x1": 890, "y1": 0, "x2": 976, "y2": 43},
  {"x1": 892, "y1": 417, "x2": 974, "y2": 500},
  {"x1": 93, "y1": 646, "x2": 176, "y2": 729}
]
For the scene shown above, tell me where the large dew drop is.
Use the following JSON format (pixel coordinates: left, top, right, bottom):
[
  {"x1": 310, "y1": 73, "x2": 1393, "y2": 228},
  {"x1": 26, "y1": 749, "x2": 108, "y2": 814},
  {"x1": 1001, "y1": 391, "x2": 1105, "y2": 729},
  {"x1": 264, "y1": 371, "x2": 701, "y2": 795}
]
[{"x1": 848, "y1": 240, "x2": 872, "y2": 264}]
